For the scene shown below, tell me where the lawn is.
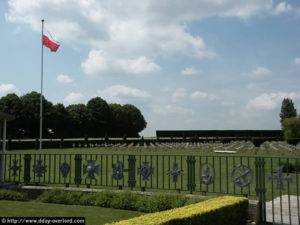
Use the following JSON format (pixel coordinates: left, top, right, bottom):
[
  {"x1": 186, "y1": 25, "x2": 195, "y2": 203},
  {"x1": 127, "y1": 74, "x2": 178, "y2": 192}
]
[{"x1": 0, "y1": 200, "x2": 144, "y2": 225}]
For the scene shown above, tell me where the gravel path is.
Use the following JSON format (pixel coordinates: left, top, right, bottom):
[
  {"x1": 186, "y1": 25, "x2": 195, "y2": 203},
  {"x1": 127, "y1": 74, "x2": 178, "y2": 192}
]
[{"x1": 266, "y1": 195, "x2": 300, "y2": 225}]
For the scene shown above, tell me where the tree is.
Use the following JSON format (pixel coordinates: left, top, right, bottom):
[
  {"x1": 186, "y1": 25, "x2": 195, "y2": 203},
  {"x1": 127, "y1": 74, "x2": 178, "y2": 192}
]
[
  {"x1": 66, "y1": 104, "x2": 91, "y2": 137},
  {"x1": 0, "y1": 93, "x2": 22, "y2": 137},
  {"x1": 109, "y1": 103, "x2": 128, "y2": 136},
  {"x1": 49, "y1": 104, "x2": 70, "y2": 138},
  {"x1": 282, "y1": 116, "x2": 300, "y2": 139},
  {"x1": 86, "y1": 97, "x2": 111, "y2": 137},
  {"x1": 280, "y1": 98, "x2": 297, "y2": 126},
  {"x1": 122, "y1": 104, "x2": 147, "y2": 136},
  {"x1": 20, "y1": 92, "x2": 53, "y2": 138}
]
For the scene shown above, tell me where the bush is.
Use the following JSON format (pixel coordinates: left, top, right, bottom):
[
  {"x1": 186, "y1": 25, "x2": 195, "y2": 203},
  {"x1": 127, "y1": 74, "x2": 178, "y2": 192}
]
[
  {"x1": 278, "y1": 161, "x2": 300, "y2": 173},
  {"x1": 251, "y1": 138, "x2": 265, "y2": 147},
  {"x1": 94, "y1": 190, "x2": 114, "y2": 207},
  {"x1": 39, "y1": 189, "x2": 83, "y2": 205},
  {"x1": 0, "y1": 189, "x2": 28, "y2": 201},
  {"x1": 286, "y1": 138, "x2": 300, "y2": 146},
  {"x1": 135, "y1": 193, "x2": 188, "y2": 213},
  {"x1": 110, "y1": 191, "x2": 138, "y2": 210},
  {"x1": 78, "y1": 192, "x2": 97, "y2": 205},
  {"x1": 106, "y1": 196, "x2": 248, "y2": 225}
]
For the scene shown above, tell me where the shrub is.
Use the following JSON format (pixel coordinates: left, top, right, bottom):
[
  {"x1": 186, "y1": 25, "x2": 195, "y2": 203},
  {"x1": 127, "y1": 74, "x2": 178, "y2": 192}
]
[
  {"x1": 251, "y1": 137, "x2": 265, "y2": 147},
  {"x1": 110, "y1": 191, "x2": 138, "y2": 210},
  {"x1": 78, "y1": 192, "x2": 97, "y2": 205},
  {"x1": 39, "y1": 189, "x2": 83, "y2": 205},
  {"x1": 286, "y1": 138, "x2": 300, "y2": 146},
  {"x1": 94, "y1": 190, "x2": 114, "y2": 207},
  {"x1": 106, "y1": 196, "x2": 248, "y2": 225},
  {"x1": 0, "y1": 189, "x2": 28, "y2": 201}
]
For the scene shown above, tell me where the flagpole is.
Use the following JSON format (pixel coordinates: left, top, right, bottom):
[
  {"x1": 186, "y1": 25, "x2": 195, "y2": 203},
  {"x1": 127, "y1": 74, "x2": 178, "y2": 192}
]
[{"x1": 40, "y1": 19, "x2": 44, "y2": 155}]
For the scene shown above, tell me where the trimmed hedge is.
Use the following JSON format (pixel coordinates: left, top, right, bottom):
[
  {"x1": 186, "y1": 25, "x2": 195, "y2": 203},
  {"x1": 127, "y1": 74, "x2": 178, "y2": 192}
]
[
  {"x1": 106, "y1": 196, "x2": 248, "y2": 225},
  {"x1": 38, "y1": 189, "x2": 203, "y2": 213},
  {"x1": 0, "y1": 189, "x2": 28, "y2": 201}
]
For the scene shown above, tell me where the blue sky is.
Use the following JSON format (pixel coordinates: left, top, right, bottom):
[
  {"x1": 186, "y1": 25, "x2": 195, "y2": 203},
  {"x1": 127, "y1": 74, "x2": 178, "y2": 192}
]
[{"x1": 0, "y1": 0, "x2": 300, "y2": 136}]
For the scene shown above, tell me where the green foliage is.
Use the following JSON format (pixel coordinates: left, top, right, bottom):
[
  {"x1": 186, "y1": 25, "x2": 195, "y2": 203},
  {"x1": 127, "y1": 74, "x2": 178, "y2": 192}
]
[
  {"x1": 94, "y1": 190, "x2": 114, "y2": 207},
  {"x1": 282, "y1": 117, "x2": 300, "y2": 140},
  {"x1": 39, "y1": 189, "x2": 83, "y2": 205},
  {"x1": 251, "y1": 137, "x2": 266, "y2": 147},
  {"x1": 135, "y1": 194, "x2": 188, "y2": 213},
  {"x1": 278, "y1": 161, "x2": 300, "y2": 173},
  {"x1": 0, "y1": 92, "x2": 147, "y2": 138},
  {"x1": 280, "y1": 98, "x2": 297, "y2": 125},
  {"x1": 37, "y1": 189, "x2": 201, "y2": 213},
  {"x1": 0, "y1": 189, "x2": 28, "y2": 201},
  {"x1": 110, "y1": 191, "x2": 138, "y2": 210}
]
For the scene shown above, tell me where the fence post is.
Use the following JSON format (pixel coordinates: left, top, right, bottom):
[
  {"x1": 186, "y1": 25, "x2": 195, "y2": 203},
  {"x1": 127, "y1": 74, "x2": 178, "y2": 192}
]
[
  {"x1": 255, "y1": 157, "x2": 266, "y2": 224},
  {"x1": 187, "y1": 156, "x2": 196, "y2": 194},
  {"x1": 128, "y1": 155, "x2": 136, "y2": 190},
  {"x1": 74, "y1": 154, "x2": 82, "y2": 187},
  {"x1": 23, "y1": 154, "x2": 31, "y2": 184}
]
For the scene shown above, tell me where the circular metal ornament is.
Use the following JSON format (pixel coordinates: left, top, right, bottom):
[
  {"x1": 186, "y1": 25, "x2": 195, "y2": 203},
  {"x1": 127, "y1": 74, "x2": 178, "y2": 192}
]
[
  {"x1": 231, "y1": 164, "x2": 253, "y2": 187},
  {"x1": 199, "y1": 163, "x2": 215, "y2": 185}
]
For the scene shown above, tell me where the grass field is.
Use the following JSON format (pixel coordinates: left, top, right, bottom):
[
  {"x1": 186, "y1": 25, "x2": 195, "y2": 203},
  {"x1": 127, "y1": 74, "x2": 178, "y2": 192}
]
[
  {"x1": 3, "y1": 141, "x2": 300, "y2": 201},
  {"x1": 0, "y1": 200, "x2": 144, "y2": 225}
]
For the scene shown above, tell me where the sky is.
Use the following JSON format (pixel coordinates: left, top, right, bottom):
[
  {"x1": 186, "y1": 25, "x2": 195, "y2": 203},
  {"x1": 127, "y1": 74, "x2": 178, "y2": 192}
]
[{"x1": 0, "y1": 0, "x2": 300, "y2": 137}]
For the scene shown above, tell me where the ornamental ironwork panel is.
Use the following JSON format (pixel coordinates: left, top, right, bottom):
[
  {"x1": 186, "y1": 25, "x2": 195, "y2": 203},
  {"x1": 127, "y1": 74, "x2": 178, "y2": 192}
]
[
  {"x1": 138, "y1": 162, "x2": 154, "y2": 181},
  {"x1": 200, "y1": 163, "x2": 215, "y2": 185},
  {"x1": 9, "y1": 160, "x2": 21, "y2": 177},
  {"x1": 112, "y1": 161, "x2": 124, "y2": 180},
  {"x1": 268, "y1": 165, "x2": 292, "y2": 191},
  {"x1": 60, "y1": 162, "x2": 70, "y2": 178},
  {"x1": 32, "y1": 160, "x2": 47, "y2": 178},
  {"x1": 231, "y1": 164, "x2": 253, "y2": 187},
  {"x1": 83, "y1": 160, "x2": 99, "y2": 179},
  {"x1": 167, "y1": 162, "x2": 183, "y2": 182}
]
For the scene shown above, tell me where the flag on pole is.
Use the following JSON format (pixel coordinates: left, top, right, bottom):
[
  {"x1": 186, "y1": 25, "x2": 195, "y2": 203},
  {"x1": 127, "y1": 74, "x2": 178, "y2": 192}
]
[{"x1": 43, "y1": 34, "x2": 60, "y2": 52}]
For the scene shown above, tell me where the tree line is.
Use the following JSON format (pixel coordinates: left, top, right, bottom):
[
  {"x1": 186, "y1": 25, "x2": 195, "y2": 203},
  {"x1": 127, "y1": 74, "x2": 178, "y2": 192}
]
[
  {"x1": 280, "y1": 98, "x2": 300, "y2": 140},
  {"x1": 0, "y1": 92, "x2": 147, "y2": 138}
]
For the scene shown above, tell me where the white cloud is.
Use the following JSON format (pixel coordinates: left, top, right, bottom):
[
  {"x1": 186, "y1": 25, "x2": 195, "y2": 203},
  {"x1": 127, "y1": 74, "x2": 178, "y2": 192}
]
[
  {"x1": 171, "y1": 88, "x2": 187, "y2": 102},
  {"x1": 56, "y1": 74, "x2": 73, "y2": 84},
  {"x1": 246, "y1": 92, "x2": 300, "y2": 110},
  {"x1": 243, "y1": 66, "x2": 271, "y2": 78},
  {"x1": 119, "y1": 56, "x2": 161, "y2": 74},
  {"x1": 247, "y1": 83, "x2": 260, "y2": 90},
  {"x1": 293, "y1": 58, "x2": 300, "y2": 65},
  {"x1": 190, "y1": 91, "x2": 218, "y2": 101},
  {"x1": 221, "y1": 101, "x2": 235, "y2": 106},
  {"x1": 0, "y1": 83, "x2": 18, "y2": 95},
  {"x1": 272, "y1": 2, "x2": 292, "y2": 15},
  {"x1": 63, "y1": 93, "x2": 84, "y2": 105},
  {"x1": 97, "y1": 85, "x2": 151, "y2": 104},
  {"x1": 181, "y1": 66, "x2": 198, "y2": 76},
  {"x1": 81, "y1": 50, "x2": 160, "y2": 76},
  {"x1": 151, "y1": 104, "x2": 194, "y2": 116},
  {"x1": 7, "y1": 0, "x2": 284, "y2": 78}
]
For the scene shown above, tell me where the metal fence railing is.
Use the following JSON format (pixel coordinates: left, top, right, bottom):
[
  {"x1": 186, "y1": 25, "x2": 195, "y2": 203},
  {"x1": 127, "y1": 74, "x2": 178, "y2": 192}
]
[{"x1": 0, "y1": 153, "x2": 299, "y2": 225}]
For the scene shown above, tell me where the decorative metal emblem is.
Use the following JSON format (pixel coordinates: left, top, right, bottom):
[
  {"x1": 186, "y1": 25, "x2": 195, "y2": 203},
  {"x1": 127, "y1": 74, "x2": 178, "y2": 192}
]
[
  {"x1": 232, "y1": 164, "x2": 253, "y2": 187},
  {"x1": 60, "y1": 162, "x2": 70, "y2": 178},
  {"x1": 138, "y1": 162, "x2": 154, "y2": 181},
  {"x1": 268, "y1": 166, "x2": 292, "y2": 191},
  {"x1": 83, "y1": 160, "x2": 99, "y2": 179},
  {"x1": 9, "y1": 160, "x2": 21, "y2": 177},
  {"x1": 200, "y1": 163, "x2": 215, "y2": 185},
  {"x1": 113, "y1": 161, "x2": 124, "y2": 180},
  {"x1": 167, "y1": 163, "x2": 183, "y2": 182},
  {"x1": 33, "y1": 160, "x2": 47, "y2": 178}
]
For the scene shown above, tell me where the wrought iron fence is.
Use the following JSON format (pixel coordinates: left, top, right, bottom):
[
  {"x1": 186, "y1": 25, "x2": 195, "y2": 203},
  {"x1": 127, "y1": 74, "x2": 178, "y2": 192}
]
[{"x1": 0, "y1": 153, "x2": 299, "y2": 225}]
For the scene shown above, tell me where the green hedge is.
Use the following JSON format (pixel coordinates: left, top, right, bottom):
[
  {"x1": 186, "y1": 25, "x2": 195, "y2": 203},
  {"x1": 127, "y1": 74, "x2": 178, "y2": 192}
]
[
  {"x1": 0, "y1": 189, "x2": 28, "y2": 201},
  {"x1": 38, "y1": 189, "x2": 203, "y2": 213},
  {"x1": 106, "y1": 196, "x2": 248, "y2": 225}
]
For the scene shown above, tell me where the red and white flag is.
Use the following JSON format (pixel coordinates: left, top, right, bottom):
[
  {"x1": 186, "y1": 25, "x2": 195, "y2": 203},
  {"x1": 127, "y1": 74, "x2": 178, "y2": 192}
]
[{"x1": 43, "y1": 34, "x2": 60, "y2": 52}]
